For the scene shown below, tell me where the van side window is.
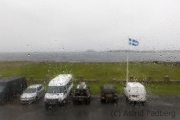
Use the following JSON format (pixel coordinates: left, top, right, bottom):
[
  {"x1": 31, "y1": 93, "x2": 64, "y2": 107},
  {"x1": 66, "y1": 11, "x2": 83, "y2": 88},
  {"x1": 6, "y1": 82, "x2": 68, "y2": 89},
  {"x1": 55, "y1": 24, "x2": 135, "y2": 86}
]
[
  {"x1": 38, "y1": 86, "x2": 42, "y2": 91},
  {"x1": 64, "y1": 86, "x2": 67, "y2": 93},
  {"x1": 67, "y1": 79, "x2": 73, "y2": 88}
]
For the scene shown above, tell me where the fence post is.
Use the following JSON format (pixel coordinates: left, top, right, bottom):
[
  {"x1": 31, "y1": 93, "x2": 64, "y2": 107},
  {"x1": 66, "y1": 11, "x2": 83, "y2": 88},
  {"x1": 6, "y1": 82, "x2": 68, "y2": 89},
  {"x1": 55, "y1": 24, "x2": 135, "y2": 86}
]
[
  {"x1": 164, "y1": 76, "x2": 170, "y2": 82},
  {"x1": 129, "y1": 76, "x2": 134, "y2": 82},
  {"x1": 112, "y1": 78, "x2": 117, "y2": 83},
  {"x1": 30, "y1": 75, "x2": 34, "y2": 82},
  {"x1": 95, "y1": 78, "x2": 99, "y2": 83},
  {"x1": 79, "y1": 75, "x2": 83, "y2": 82},
  {"x1": 147, "y1": 76, "x2": 152, "y2": 81}
]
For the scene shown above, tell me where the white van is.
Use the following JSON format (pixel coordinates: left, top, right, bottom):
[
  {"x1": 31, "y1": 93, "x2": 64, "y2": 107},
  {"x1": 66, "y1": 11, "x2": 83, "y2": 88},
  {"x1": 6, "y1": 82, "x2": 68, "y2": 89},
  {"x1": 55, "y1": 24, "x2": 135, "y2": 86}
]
[
  {"x1": 123, "y1": 82, "x2": 146, "y2": 105},
  {"x1": 44, "y1": 74, "x2": 73, "y2": 108}
]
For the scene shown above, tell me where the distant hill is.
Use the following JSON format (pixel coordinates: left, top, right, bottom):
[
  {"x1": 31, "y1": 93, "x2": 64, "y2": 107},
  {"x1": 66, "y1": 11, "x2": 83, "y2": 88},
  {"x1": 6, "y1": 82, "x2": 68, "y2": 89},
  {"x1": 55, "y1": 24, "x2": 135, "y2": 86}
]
[
  {"x1": 107, "y1": 50, "x2": 180, "y2": 53},
  {"x1": 85, "y1": 49, "x2": 96, "y2": 52}
]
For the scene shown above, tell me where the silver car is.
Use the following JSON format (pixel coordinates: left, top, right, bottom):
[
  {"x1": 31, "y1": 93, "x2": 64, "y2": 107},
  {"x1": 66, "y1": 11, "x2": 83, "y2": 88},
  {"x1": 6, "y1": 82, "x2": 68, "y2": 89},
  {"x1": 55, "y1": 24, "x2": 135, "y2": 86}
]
[{"x1": 20, "y1": 84, "x2": 45, "y2": 104}]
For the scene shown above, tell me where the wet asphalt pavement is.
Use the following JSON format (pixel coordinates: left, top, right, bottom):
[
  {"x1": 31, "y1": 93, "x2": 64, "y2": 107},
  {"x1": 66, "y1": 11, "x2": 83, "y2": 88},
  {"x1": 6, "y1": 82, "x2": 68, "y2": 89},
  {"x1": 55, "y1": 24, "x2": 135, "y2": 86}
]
[{"x1": 0, "y1": 94, "x2": 180, "y2": 120}]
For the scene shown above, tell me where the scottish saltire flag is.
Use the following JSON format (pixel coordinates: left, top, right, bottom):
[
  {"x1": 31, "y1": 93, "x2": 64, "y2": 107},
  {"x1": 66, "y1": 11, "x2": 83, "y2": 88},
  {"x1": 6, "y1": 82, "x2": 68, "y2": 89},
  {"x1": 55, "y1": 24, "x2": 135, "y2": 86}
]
[{"x1": 129, "y1": 38, "x2": 139, "y2": 46}]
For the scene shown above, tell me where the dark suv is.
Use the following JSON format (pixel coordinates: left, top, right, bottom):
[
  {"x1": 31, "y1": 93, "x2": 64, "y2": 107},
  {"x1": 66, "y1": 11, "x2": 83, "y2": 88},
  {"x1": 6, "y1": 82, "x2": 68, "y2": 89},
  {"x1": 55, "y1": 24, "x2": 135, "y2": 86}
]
[
  {"x1": 73, "y1": 82, "x2": 90, "y2": 104},
  {"x1": 100, "y1": 84, "x2": 118, "y2": 103}
]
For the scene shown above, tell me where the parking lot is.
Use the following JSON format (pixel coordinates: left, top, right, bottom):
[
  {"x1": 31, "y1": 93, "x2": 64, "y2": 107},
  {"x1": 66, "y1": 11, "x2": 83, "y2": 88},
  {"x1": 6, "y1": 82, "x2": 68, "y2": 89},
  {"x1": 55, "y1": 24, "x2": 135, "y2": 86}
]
[{"x1": 0, "y1": 94, "x2": 180, "y2": 120}]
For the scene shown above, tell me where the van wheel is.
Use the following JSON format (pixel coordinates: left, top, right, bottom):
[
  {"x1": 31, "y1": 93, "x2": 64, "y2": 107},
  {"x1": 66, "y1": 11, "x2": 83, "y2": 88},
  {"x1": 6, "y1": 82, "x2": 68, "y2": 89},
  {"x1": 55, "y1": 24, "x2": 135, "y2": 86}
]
[
  {"x1": 101, "y1": 99, "x2": 105, "y2": 103},
  {"x1": 130, "y1": 101, "x2": 135, "y2": 106},
  {"x1": 86, "y1": 100, "x2": 90, "y2": 105},
  {"x1": 69, "y1": 90, "x2": 73, "y2": 96},
  {"x1": 45, "y1": 104, "x2": 49, "y2": 109},
  {"x1": 35, "y1": 96, "x2": 39, "y2": 103},
  {"x1": 62, "y1": 100, "x2": 66, "y2": 106},
  {"x1": 141, "y1": 102, "x2": 145, "y2": 106},
  {"x1": 125, "y1": 97, "x2": 129, "y2": 102}
]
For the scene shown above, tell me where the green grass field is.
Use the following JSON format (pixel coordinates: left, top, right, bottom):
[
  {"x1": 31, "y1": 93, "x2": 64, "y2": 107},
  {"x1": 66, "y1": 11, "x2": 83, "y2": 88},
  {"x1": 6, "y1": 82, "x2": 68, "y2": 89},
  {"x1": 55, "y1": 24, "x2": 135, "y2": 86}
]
[
  {"x1": 80, "y1": 83, "x2": 180, "y2": 95},
  {"x1": 1, "y1": 61, "x2": 180, "y2": 81},
  {"x1": 0, "y1": 61, "x2": 180, "y2": 95}
]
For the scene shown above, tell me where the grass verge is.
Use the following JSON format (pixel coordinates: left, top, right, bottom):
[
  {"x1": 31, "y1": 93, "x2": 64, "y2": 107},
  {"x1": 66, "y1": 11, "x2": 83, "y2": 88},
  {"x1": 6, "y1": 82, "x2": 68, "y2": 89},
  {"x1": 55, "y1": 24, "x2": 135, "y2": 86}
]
[{"x1": 0, "y1": 61, "x2": 180, "y2": 95}]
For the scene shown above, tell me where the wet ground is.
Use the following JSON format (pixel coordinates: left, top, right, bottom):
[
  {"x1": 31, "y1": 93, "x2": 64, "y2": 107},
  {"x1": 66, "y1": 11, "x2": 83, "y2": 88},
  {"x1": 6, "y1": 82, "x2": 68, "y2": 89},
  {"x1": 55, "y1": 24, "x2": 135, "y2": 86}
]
[{"x1": 0, "y1": 94, "x2": 179, "y2": 120}]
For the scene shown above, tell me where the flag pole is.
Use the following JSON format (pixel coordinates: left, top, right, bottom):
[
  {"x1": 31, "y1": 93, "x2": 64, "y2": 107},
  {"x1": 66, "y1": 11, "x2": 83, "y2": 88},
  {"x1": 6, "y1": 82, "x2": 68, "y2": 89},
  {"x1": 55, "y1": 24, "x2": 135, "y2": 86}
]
[
  {"x1": 126, "y1": 38, "x2": 139, "y2": 83},
  {"x1": 126, "y1": 50, "x2": 129, "y2": 84}
]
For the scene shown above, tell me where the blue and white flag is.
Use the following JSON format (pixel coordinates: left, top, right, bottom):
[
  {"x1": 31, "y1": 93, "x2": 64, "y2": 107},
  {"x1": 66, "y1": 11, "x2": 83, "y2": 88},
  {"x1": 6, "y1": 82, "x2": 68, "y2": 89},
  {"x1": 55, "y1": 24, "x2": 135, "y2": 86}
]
[{"x1": 129, "y1": 38, "x2": 139, "y2": 46}]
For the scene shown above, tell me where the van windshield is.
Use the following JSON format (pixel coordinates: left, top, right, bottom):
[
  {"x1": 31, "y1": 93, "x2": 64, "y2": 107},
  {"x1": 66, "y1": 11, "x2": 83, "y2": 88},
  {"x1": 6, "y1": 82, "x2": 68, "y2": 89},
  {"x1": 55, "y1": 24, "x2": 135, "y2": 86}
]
[
  {"x1": 47, "y1": 86, "x2": 64, "y2": 93},
  {"x1": 0, "y1": 86, "x2": 5, "y2": 93},
  {"x1": 24, "y1": 88, "x2": 37, "y2": 93}
]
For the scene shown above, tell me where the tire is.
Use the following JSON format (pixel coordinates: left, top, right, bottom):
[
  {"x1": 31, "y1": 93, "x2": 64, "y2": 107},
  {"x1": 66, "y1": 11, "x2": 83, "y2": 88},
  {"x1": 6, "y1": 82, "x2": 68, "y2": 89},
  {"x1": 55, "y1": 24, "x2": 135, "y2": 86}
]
[
  {"x1": 129, "y1": 101, "x2": 135, "y2": 105},
  {"x1": 62, "y1": 100, "x2": 66, "y2": 106},
  {"x1": 114, "y1": 99, "x2": 117, "y2": 104},
  {"x1": 141, "y1": 102, "x2": 145, "y2": 106},
  {"x1": 86, "y1": 100, "x2": 90, "y2": 105},
  {"x1": 69, "y1": 90, "x2": 73, "y2": 96},
  {"x1": 125, "y1": 96, "x2": 129, "y2": 102},
  {"x1": 35, "y1": 97, "x2": 38, "y2": 102},
  {"x1": 87, "y1": 98, "x2": 90, "y2": 104},
  {"x1": 101, "y1": 99, "x2": 105, "y2": 103},
  {"x1": 45, "y1": 104, "x2": 49, "y2": 109}
]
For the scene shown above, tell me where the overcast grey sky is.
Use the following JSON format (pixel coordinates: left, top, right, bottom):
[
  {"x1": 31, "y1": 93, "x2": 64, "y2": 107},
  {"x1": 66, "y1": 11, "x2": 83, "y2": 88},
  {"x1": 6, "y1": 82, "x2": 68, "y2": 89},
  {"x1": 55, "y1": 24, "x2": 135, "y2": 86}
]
[{"x1": 0, "y1": 0, "x2": 180, "y2": 52}]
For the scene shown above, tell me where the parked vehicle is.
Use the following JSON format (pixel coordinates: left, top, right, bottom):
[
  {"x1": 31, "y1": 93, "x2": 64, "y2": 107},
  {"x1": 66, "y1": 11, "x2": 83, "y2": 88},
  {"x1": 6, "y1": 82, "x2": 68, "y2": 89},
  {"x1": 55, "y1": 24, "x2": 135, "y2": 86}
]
[
  {"x1": 100, "y1": 84, "x2": 118, "y2": 103},
  {"x1": 0, "y1": 76, "x2": 27, "y2": 103},
  {"x1": 20, "y1": 84, "x2": 45, "y2": 104},
  {"x1": 44, "y1": 74, "x2": 73, "y2": 108},
  {"x1": 123, "y1": 82, "x2": 146, "y2": 105},
  {"x1": 73, "y1": 82, "x2": 90, "y2": 104}
]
